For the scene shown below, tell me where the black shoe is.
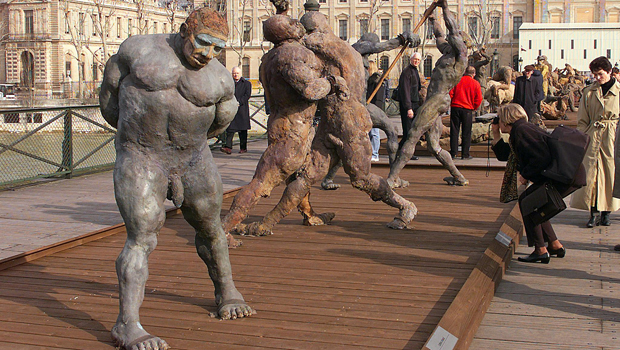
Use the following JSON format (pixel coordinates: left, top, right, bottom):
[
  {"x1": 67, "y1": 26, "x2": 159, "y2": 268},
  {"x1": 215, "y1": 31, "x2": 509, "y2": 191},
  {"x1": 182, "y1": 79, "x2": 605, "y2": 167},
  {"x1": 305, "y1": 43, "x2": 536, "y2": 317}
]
[
  {"x1": 518, "y1": 252, "x2": 550, "y2": 263},
  {"x1": 601, "y1": 211, "x2": 611, "y2": 226},
  {"x1": 547, "y1": 247, "x2": 566, "y2": 258},
  {"x1": 614, "y1": 244, "x2": 620, "y2": 251},
  {"x1": 411, "y1": 155, "x2": 419, "y2": 160},
  {"x1": 586, "y1": 215, "x2": 598, "y2": 228}
]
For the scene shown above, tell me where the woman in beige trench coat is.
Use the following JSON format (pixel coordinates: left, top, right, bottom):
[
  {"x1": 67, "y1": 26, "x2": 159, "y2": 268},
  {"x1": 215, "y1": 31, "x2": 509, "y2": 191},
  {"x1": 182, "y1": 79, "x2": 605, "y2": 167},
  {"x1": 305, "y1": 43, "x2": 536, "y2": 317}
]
[{"x1": 570, "y1": 56, "x2": 620, "y2": 227}]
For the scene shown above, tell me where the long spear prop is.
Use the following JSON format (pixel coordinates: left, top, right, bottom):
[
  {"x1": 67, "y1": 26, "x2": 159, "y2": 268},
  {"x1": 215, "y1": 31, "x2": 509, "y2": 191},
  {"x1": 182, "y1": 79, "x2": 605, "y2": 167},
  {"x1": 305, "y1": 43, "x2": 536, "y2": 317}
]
[{"x1": 366, "y1": 0, "x2": 439, "y2": 104}]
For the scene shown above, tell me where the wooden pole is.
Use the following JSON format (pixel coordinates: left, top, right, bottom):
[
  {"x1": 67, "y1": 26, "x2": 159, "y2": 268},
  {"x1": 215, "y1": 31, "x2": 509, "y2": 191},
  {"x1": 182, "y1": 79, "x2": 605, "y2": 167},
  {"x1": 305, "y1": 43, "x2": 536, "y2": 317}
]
[{"x1": 366, "y1": 0, "x2": 439, "y2": 105}]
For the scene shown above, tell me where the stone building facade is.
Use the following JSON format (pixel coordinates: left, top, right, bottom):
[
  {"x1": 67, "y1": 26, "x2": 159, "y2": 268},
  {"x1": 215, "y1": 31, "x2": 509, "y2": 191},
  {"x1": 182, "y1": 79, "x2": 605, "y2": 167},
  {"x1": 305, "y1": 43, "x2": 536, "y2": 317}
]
[{"x1": 0, "y1": 0, "x2": 188, "y2": 98}]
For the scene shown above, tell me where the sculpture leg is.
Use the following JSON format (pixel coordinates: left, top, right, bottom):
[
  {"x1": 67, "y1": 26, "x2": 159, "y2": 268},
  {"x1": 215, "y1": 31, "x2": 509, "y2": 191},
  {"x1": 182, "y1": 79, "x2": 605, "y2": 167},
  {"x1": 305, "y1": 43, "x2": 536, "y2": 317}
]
[
  {"x1": 180, "y1": 146, "x2": 254, "y2": 319},
  {"x1": 111, "y1": 153, "x2": 170, "y2": 350},
  {"x1": 426, "y1": 118, "x2": 468, "y2": 186},
  {"x1": 320, "y1": 160, "x2": 342, "y2": 190},
  {"x1": 368, "y1": 103, "x2": 399, "y2": 164}
]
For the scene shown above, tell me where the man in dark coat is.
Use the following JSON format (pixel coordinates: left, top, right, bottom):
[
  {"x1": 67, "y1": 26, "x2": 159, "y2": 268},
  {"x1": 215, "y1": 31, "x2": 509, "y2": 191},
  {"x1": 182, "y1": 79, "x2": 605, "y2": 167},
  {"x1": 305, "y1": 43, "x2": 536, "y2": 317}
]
[
  {"x1": 397, "y1": 52, "x2": 423, "y2": 159},
  {"x1": 531, "y1": 68, "x2": 545, "y2": 113},
  {"x1": 221, "y1": 66, "x2": 252, "y2": 154},
  {"x1": 513, "y1": 65, "x2": 542, "y2": 121}
]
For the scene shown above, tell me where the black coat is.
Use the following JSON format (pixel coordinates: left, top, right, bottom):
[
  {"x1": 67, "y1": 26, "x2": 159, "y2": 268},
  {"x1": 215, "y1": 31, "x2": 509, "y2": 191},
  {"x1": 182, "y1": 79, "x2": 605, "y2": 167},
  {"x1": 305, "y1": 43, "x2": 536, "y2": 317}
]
[
  {"x1": 367, "y1": 72, "x2": 387, "y2": 110},
  {"x1": 513, "y1": 75, "x2": 541, "y2": 120},
  {"x1": 531, "y1": 69, "x2": 545, "y2": 102},
  {"x1": 228, "y1": 77, "x2": 252, "y2": 132},
  {"x1": 397, "y1": 64, "x2": 421, "y2": 112},
  {"x1": 492, "y1": 118, "x2": 552, "y2": 184}
]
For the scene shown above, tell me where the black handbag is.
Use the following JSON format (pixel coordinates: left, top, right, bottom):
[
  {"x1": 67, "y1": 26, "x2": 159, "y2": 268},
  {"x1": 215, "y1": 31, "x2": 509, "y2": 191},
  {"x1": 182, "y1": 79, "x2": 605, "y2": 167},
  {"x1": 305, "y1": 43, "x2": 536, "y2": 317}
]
[
  {"x1": 520, "y1": 182, "x2": 567, "y2": 226},
  {"x1": 391, "y1": 87, "x2": 399, "y2": 101}
]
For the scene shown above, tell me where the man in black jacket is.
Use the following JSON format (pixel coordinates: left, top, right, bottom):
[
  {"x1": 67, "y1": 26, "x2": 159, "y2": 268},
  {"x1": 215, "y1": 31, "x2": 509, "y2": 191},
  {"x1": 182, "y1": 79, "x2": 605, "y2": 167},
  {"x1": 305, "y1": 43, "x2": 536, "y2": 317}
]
[
  {"x1": 397, "y1": 52, "x2": 422, "y2": 158},
  {"x1": 513, "y1": 65, "x2": 542, "y2": 121},
  {"x1": 222, "y1": 66, "x2": 253, "y2": 154}
]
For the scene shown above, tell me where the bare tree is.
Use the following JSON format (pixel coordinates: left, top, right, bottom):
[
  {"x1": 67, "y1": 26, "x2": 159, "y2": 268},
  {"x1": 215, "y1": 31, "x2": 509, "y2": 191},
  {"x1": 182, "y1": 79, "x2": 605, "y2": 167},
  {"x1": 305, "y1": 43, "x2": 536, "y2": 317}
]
[
  {"x1": 62, "y1": 0, "x2": 89, "y2": 97},
  {"x1": 133, "y1": 0, "x2": 150, "y2": 34},
  {"x1": 228, "y1": 0, "x2": 254, "y2": 67},
  {"x1": 160, "y1": 0, "x2": 191, "y2": 33},
  {"x1": 367, "y1": 0, "x2": 389, "y2": 33},
  {"x1": 467, "y1": 1, "x2": 502, "y2": 49},
  {"x1": 86, "y1": 0, "x2": 115, "y2": 79}
]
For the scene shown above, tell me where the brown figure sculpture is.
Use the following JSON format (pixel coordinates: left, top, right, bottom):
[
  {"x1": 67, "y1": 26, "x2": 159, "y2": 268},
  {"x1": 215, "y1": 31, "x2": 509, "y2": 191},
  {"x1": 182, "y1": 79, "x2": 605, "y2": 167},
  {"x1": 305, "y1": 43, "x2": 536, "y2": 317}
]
[
  {"x1": 221, "y1": 13, "x2": 343, "y2": 243},
  {"x1": 236, "y1": 10, "x2": 417, "y2": 236},
  {"x1": 99, "y1": 8, "x2": 254, "y2": 350},
  {"x1": 387, "y1": 0, "x2": 469, "y2": 188}
]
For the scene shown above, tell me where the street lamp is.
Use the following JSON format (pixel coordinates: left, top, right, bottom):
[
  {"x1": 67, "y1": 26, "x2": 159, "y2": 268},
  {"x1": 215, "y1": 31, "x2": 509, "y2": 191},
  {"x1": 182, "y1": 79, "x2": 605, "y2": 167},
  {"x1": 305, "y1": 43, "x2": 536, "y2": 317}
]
[{"x1": 518, "y1": 57, "x2": 523, "y2": 72}]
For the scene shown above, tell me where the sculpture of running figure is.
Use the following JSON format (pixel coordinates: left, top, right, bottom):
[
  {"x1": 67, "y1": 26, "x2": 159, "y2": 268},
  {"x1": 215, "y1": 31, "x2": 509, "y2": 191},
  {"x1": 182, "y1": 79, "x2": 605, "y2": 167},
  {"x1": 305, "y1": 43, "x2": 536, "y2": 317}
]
[
  {"x1": 221, "y1": 5, "x2": 345, "y2": 245},
  {"x1": 320, "y1": 30, "x2": 421, "y2": 190},
  {"x1": 100, "y1": 8, "x2": 254, "y2": 350},
  {"x1": 237, "y1": 10, "x2": 418, "y2": 236},
  {"x1": 387, "y1": 0, "x2": 469, "y2": 188}
]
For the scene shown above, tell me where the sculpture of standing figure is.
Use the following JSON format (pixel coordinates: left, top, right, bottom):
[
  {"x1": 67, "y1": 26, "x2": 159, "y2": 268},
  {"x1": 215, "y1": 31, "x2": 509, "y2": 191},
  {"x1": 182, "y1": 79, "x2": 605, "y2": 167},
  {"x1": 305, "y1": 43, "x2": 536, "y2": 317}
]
[
  {"x1": 387, "y1": 0, "x2": 469, "y2": 188},
  {"x1": 236, "y1": 10, "x2": 417, "y2": 236},
  {"x1": 99, "y1": 8, "x2": 254, "y2": 350},
  {"x1": 471, "y1": 47, "x2": 491, "y2": 104}
]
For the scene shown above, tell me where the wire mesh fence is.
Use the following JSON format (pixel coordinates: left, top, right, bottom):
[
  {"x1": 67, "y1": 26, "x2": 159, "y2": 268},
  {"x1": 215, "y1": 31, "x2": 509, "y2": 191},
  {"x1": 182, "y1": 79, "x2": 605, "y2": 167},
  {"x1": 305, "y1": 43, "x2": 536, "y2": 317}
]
[{"x1": 0, "y1": 105, "x2": 116, "y2": 187}]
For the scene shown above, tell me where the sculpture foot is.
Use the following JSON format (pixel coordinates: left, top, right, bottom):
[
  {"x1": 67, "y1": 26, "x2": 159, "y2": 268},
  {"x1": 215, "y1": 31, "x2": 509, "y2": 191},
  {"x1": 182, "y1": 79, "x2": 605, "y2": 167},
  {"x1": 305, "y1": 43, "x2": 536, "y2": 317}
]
[
  {"x1": 226, "y1": 232, "x2": 243, "y2": 248},
  {"x1": 387, "y1": 177, "x2": 410, "y2": 189},
  {"x1": 112, "y1": 323, "x2": 169, "y2": 350},
  {"x1": 443, "y1": 176, "x2": 469, "y2": 186},
  {"x1": 387, "y1": 202, "x2": 418, "y2": 229},
  {"x1": 303, "y1": 212, "x2": 336, "y2": 226},
  {"x1": 239, "y1": 222, "x2": 274, "y2": 236},
  {"x1": 217, "y1": 298, "x2": 256, "y2": 320},
  {"x1": 321, "y1": 180, "x2": 340, "y2": 190}
]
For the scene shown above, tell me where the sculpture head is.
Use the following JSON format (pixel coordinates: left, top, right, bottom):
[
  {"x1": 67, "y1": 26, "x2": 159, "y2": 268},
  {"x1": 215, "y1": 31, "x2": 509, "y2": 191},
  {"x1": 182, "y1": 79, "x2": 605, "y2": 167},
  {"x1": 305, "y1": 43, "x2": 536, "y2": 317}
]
[
  {"x1": 537, "y1": 55, "x2": 547, "y2": 62},
  {"x1": 263, "y1": 15, "x2": 305, "y2": 44},
  {"x1": 300, "y1": 11, "x2": 331, "y2": 34},
  {"x1": 180, "y1": 7, "x2": 228, "y2": 68}
]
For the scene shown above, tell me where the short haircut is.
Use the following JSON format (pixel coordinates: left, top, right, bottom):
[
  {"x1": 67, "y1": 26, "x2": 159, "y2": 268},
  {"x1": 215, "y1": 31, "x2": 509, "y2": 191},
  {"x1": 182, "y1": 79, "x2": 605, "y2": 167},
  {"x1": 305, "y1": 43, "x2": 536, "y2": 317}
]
[
  {"x1": 497, "y1": 103, "x2": 528, "y2": 125},
  {"x1": 412, "y1": 52, "x2": 422, "y2": 59},
  {"x1": 465, "y1": 66, "x2": 476, "y2": 76},
  {"x1": 523, "y1": 65, "x2": 535, "y2": 72},
  {"x1": 590, "y1": 56, "x2": 612, "y2": 73}
]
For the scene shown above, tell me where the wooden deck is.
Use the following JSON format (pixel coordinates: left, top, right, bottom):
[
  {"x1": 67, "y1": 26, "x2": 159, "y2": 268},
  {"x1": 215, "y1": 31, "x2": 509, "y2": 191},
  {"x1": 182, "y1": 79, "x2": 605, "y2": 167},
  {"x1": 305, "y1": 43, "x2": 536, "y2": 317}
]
[{"x1": 0, "y1": 166, "x2": 515, "y2": 350}]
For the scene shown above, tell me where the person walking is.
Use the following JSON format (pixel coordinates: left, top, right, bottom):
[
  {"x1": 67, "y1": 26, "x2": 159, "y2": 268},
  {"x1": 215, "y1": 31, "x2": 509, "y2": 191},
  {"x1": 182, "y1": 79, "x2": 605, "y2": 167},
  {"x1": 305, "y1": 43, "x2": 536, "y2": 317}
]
[
  {"x1": 367, "y1": 62, "x2": 387, "y2": 162},
  {"x1": 492, "y1": 104, "x2": 585, "y2": 263},
  {"x1": 221, "y1": 66, "x2": 252, "y2": 154},
  {"x1": 512, "y1": 65, "x2": 542, "y2": 121},
  {"x1": 570, "y1": 56, "x2": 620, "y2": 227},
  {"x1": 397, "y1": 52, "x2": 423, "y2": 160},
  {"x1": 449, "y1": 66, "x2": 482, "y2": 159}
]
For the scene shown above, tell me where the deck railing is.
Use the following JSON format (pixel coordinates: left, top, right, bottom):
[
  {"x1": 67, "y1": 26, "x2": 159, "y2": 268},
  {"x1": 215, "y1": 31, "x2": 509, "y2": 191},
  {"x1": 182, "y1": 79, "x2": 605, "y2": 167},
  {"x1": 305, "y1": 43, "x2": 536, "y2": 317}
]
[{"x1": 0, "y1": 96, "x2": 268, "y2": 187}]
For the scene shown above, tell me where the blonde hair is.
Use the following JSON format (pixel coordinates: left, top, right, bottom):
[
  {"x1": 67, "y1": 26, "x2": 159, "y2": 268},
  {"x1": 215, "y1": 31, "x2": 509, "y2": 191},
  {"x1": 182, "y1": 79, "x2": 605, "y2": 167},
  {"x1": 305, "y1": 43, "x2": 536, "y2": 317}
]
[
  {"x1": 497, "y1": 103, "x2": 528, "y2": 125},
  {"x1": 368, "y1": 61, "x2": 378, "y2": 75}
]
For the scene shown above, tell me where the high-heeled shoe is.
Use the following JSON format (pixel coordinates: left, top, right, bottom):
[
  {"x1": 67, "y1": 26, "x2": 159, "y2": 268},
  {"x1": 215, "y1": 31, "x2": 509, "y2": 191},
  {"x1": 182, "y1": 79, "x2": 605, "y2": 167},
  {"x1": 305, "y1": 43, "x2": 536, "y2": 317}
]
[
  {"x1": 547, "y1": 246, "x2": 566, "y2": 258},
  {"x1": 518, "y1": 252, "x2": 551, "y2": 263},
  {"x1": 601, "y1": 211, "x2": 611, "y2": 226},
  {"x1": 586, "y1": 215, "x2": 598, "y2": 228}
]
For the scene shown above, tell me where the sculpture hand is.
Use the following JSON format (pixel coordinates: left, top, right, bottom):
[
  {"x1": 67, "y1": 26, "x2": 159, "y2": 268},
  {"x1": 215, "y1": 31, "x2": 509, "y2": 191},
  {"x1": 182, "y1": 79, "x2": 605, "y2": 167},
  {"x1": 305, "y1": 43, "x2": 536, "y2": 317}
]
[
  {"x1": 328, "y1": 75, "x2": 350, "y2": 101},
  {"x1": 270, "y1": 0, "x2": 289, "y2": 14},
  {"x1": 399, "y1": 31, "x2": 421, "y2": 48}
]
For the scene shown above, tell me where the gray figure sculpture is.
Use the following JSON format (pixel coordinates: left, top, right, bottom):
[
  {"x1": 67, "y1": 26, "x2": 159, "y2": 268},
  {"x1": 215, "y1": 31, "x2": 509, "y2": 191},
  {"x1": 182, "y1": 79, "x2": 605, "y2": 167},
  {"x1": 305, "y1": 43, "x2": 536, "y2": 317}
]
[
  {"x1": 471, "y1": 48, "x2": 491, "y2": 98},
  {"x1": 222, "y1": 13, "x2": 344, "y2": 242},
  {"x1": 236, "y1": 11, "x2": 417, "y2": 236},
  {"x1": 387, "y1": 0, "x2": 469, "y2": 188},
  {"x1": 320, "y1": 31, "x2": 422, "y2": 190},
  {"x1": 99, "y1": 8, "x2": 254, "y2": 350}
]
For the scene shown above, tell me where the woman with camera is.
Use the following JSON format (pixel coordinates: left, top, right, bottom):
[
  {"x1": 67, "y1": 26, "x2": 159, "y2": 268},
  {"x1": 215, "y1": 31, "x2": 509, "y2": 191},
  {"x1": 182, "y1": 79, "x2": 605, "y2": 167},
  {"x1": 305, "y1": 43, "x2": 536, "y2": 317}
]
[{"x1": 491, "y1": 104, "x2": 586, "y2": 263}]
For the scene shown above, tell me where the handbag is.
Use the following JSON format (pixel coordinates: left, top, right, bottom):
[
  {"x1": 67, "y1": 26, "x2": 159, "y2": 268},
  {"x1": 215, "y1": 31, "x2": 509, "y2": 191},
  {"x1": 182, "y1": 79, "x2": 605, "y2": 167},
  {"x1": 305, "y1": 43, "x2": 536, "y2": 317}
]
[
  {"x1": 391, "y1": 87, "x2": 399, "y2": 101},
  {"x1": 542, "y1": 125, "x2": 589, "y2": 186},
  {"x1": 520, "y1": 182, "x2": 566, "y2": 226}
]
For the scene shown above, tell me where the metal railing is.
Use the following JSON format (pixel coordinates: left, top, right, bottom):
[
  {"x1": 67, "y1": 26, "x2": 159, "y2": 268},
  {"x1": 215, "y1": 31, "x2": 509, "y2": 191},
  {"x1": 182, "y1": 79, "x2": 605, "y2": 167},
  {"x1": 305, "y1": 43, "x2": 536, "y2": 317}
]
[
  {"x1": 0, "y1": 105, "x2": 116, "y2": 187},
  {"x1": 0, "y1": 96, "x2": 269, "y2": 187}
]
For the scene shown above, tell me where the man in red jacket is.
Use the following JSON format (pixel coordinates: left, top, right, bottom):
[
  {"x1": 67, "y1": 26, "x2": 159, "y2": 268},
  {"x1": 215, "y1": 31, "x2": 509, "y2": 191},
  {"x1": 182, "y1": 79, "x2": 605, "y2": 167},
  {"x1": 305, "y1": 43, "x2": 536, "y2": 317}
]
[{"x1": 449, "y1": 66, "x2": 482, "y2": 159}]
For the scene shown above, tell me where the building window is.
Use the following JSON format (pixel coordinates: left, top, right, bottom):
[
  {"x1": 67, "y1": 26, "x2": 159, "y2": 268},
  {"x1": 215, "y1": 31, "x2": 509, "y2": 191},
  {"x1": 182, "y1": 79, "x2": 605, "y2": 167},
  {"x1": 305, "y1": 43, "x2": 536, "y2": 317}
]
[
  {"x1": 242, "y1": 57, "x2": 250, "y2": 78},
  {"x1": 594, "y1": 39, "x2": 597, "y2": 49},
  {"x1": 92, "y1": 63, "x2": 99, "y2": 81},
  {"x1": 360, "y1": 19, "x2": 368, "y2": 36},
  {"x1": 25, "y1": 10, "x2": 34, "y2": 35},
  {"x1": 425, "y1": 22, "x2": 433, "y2": 39},
  {"x1": 490, "y1": 17, "x2": 500, "y2": 39},
  {"x1": 571, "y1": 40, "x2": 574, "y2": 49},
  {"x1": 584, "y1": 49, "x2": 587, "y2": 59},
  {"x1": 360, "y1": 0, "x2": 368, "y2": 2},
  {"x1": 163, "y1": 23, "x2": 167, "y2": 33},
  {"x1": 154, "y1": 22, "x2": 158, "y2": 34},
  {"x1": 548, "y1": 40, "x2": 551, "y2": 49},
  {"x1": 402, "y1": 18, "x2": 411, "y2": 33},
  {"x1": 106, "y1": 16, "x2": 110, "y2": 36},
  {"x1": 92, "y1": 14, "x2": 97, "y2": 36},
  {"x1": 243, "y1": 20, "x2": 251, "y2": 42},
  {"x1": 339, "y1": 19, "x2": 348, "y2": 40},
  {"x1": 381, "y1": 19, "x2": 390, "y2": 40},
  {"x1": 513, "y1": 16, "x2": 522, "y2": 39},
  {"x1": 318, "y1": 0, "x2": 326, "y2": 3},
  {"x1": 607, "y1": 49, "x2": 612, "y2": 59},
  {"x1": 423, "y1": 56, "x2": 432, "y2": 78},
  {"x1": 128, "y1": 19, "x2": 132, "y2": 36},
  {"x1": 512, "y1": 55, "x2": 519, "y2": 69},
  {"x1": 65, "y1": 12, "x2": 70, "y2": 34},
  {"x1": 468, "y1": 17, "x2": 478, "y2": 40},
  {"x1": 79, "y1": 12, "x2": 85, "y2": 35},
  {"x1": 4, "y1": 114, "x2": 19, "y2": 123},
  {"x1": 339, "y1": 0, "x2": 346, "y2": 2},
  {"x1": 561, "y1": 49, "x2": 564, "y2": 59},
  {"x1": 117, "y1": 17, "x2": 122, "y2": 38},
  {"x1": 538, "y1": 49, "x2": 541, "y2": 56},
  {"x1": 528, "y1": 40, "x2": 531, "y2": 50},
  {"x1": 380, "y1": 56, "x2": 389, "y2": 73}
]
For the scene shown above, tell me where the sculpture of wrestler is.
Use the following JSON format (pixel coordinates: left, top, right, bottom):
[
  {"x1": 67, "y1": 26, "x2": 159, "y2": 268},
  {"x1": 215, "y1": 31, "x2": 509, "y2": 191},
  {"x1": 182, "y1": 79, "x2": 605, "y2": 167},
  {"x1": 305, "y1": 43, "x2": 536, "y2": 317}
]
[
  {"x1": 99, "y1": 8, "x2": 254, "y2": 350},
  {"x1": 320, "y1": 30, "x2": 421, "y2": 190},
  {"x1": 485, "y1": 65, "x2": 514, "y2": 108},
  {"x1": 387, "y1": 0, "x2": 469, "y2": 188},
  {"x1": 236, "y1": 10, "x2": 418, "y2": 236},
  {"x1": 221, "y1": 13, "x2": 345, "y2": 244},
  {"x1": 471, "y1": 47, "x2": 491, "y2": 95}
]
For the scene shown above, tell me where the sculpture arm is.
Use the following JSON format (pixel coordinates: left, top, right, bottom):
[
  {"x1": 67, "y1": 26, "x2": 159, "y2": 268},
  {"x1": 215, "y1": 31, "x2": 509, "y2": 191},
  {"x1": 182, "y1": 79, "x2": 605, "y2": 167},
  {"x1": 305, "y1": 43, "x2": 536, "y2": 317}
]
[
  {"x1": 209, "y1": 96, "x2": 237, "y2": 138},
  {"x1": 99, "y1": 54, "x2": 128, "y2": 129},
  {"x1": 281, "y1": 62, "x2": 332, "y2": 101}
]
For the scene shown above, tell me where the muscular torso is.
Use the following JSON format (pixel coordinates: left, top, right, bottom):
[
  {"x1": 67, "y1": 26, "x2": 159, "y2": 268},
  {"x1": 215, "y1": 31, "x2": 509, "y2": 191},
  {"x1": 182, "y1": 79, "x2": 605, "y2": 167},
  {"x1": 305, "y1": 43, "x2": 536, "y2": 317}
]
[
  {"x1": 428, "y1": 52, "x2": 467, "y2": 97},
  {"x1": 114, "y1": 34, "x2": 234, "y2": 154}
]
